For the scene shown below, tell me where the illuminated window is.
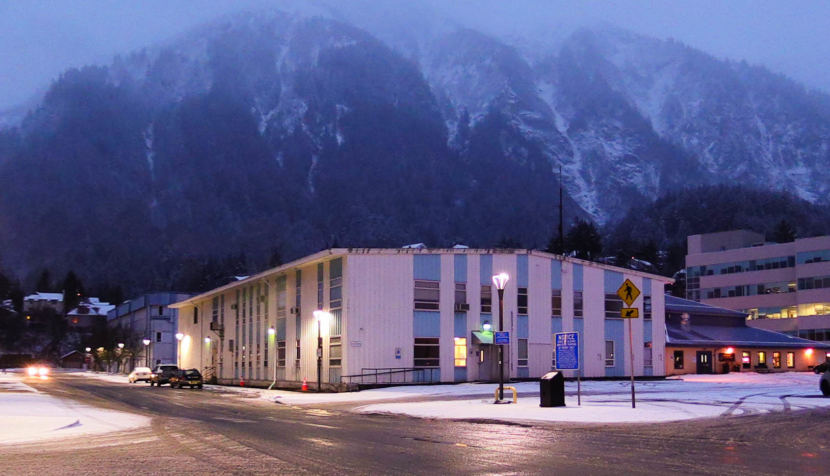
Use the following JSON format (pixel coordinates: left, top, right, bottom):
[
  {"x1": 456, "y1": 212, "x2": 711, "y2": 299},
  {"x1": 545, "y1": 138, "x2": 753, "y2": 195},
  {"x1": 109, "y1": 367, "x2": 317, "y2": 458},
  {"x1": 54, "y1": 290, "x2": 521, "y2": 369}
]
[
  {"x1": 329, "y1": 337, "x2": 341, "y2": 367},
  {"x1": 773, "y1": 352, "x2": 781, "y2": 368},
  {"x1": 742, "y1": 351, "x2": 751, "y2": 369},
  {"x1": 673, "y1": 350, "x2": 684, "y2": 369},
  {"x1": 605, "y1": 340, "x2": 615, "y2": 367},
  {"x1": 787, "y1": 352, "x2": 795, "y2": 368},
  {"x1": 758, "y1": 351, "x2": 766, "y2": 365},
  {"x1": 454, "y1": 338, "x2": 467, "y2": 367}
]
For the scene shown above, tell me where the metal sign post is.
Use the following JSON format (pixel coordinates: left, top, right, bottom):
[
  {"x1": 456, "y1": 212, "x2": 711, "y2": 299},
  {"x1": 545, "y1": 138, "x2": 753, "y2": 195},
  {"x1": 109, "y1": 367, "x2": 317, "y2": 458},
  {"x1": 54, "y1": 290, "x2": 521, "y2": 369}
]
[
  {"x1": 617, "y1": 279, "x2": 641, "y2": 409},
  {"x1": 555, "y1": 331, "x2": 580, "y2": 405}
]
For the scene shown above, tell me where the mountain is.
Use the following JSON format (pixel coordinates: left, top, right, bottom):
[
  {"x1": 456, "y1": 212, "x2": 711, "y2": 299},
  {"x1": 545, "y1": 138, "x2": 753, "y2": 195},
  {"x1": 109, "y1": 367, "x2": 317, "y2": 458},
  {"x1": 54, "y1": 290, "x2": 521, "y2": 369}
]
[{"x1": 1, "y1": 8, "x2": 829, "y2": 293}]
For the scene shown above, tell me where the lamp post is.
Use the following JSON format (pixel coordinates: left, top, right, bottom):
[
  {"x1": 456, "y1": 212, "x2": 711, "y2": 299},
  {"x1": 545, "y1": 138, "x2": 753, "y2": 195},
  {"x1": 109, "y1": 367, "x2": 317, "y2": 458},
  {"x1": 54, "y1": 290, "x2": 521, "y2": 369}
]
[
  {"x1": 267, "y1": 327, "x2": 276, "y2": 388},
  {"x1": 117, "y1": 342, "x2": 125, "y2": 373},
  {"x1": 175, "y1": 332, "x2": 184, "y2": 367},
  {"x1": 142, "y1": 339, "x2": 151, "y2": 368},
  {"x1": 492, "y1": 272, "x2": 509, "y2": 402},
  {"x1": 85, "y1": 347, "x2": 92, "y2": 370},
  {"x1": 313, "y1": 310, "x2": 331, "y2": 393}
]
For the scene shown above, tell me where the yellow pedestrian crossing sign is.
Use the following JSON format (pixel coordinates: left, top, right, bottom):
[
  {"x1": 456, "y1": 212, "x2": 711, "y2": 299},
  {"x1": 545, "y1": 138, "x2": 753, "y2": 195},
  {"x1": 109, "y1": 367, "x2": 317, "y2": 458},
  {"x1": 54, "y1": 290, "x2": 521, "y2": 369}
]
[
  {"x1": 617, "y1": 279, "x2": 640, "y2": 307},
  {"x1": 621, "y1": 307, "x2": 639, "y2": 319}
]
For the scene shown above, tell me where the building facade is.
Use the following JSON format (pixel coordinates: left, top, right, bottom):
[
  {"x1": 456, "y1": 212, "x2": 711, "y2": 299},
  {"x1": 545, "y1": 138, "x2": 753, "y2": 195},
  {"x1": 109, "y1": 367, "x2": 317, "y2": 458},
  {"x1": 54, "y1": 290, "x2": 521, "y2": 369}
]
[
  {"x1": 172, "y1": 249, "x2": 671, "y2": 389},
  {"x1": 686, "y1": 230, "x2": 830, "y2": 341},
  {"x1": 665, "y1": 295, "x2": 829, "y2": 375},
  {"x1": 108, "y1": 293, "x2": 191, "y2": 368}
]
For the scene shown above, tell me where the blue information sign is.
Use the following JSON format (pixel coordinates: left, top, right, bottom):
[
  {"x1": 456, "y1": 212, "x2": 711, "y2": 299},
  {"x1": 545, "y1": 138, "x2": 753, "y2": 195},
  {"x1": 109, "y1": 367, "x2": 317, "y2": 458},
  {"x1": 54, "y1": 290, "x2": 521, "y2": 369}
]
[
  {"x1": 494, "y1": 331, "x2": 510, "y2": 345},
  {"x1": 555, "y1": 332, "x2": 579, "y2": 370}
]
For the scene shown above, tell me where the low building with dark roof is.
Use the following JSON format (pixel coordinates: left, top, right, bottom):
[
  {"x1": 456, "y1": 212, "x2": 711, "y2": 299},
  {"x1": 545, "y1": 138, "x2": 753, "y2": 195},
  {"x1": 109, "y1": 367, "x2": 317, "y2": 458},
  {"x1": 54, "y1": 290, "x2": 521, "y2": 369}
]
[{"x1": 665, "y1": 295, "x2": 830, "y2": 375}]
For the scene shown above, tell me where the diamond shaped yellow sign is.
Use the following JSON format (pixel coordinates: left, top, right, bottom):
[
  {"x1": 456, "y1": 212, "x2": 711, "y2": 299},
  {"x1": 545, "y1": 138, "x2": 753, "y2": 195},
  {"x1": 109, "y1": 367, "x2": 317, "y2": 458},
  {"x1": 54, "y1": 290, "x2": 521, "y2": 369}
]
[{"x1": 617, "y1": 279, "x2": 640, "y2": 307}]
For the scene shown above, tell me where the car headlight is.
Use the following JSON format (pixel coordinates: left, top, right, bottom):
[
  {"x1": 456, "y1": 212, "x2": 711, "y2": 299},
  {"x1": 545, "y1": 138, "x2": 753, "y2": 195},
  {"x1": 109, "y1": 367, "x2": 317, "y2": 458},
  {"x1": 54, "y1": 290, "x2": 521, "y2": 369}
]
[
  {"x1": 38, "y1": 366, "x2": 49, "y2": 376},
  {"x1": 27, "y1": 367, "x2": 38, "y2": 377}
]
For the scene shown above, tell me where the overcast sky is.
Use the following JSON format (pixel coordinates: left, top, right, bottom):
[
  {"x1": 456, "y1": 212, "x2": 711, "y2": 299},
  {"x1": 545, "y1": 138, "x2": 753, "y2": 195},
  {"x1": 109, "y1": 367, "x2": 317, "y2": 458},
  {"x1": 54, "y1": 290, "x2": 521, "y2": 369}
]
[{"x1": 1, "y1": 0, "x2": 829, "y2": 111}]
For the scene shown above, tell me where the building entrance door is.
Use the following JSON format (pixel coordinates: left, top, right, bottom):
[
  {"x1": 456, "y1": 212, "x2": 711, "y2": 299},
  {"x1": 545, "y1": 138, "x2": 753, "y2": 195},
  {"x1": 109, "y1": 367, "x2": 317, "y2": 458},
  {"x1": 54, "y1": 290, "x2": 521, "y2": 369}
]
[
  {"x1": 696, "y1": 351, "x2": 713, "y2": 374},
  {"x1": 478, "y1": 346, "x2": 496, "y2": 382}
]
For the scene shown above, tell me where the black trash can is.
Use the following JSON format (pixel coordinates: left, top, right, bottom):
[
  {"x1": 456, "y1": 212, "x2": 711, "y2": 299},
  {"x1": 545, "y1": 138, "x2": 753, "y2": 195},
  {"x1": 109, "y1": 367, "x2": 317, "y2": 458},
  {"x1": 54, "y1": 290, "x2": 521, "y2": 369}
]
[{"x1": 540, "y1": 371, "x2": 565, "y2": 407}]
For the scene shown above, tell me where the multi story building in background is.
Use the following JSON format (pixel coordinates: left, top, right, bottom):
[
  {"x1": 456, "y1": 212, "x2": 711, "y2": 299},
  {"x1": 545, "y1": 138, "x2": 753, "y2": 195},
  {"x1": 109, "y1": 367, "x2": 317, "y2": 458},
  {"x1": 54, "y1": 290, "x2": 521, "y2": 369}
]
[
  {"x1": 172, "y1": 248, "x2": 671, "y2": 389},
  {"x1": 686, "y1": 230, "x2": 830, "y2": 341},
  {"x1": 107, "y1": 293, "x2": 192, "y2": 367}
]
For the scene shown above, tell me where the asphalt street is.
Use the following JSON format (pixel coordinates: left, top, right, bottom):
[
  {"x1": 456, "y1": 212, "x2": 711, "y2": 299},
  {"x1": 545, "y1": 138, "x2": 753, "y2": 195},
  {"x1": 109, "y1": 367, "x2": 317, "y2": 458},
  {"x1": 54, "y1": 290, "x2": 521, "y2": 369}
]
[{"x1": 1, "y1": 374, "x2": 828, "y2": 475}]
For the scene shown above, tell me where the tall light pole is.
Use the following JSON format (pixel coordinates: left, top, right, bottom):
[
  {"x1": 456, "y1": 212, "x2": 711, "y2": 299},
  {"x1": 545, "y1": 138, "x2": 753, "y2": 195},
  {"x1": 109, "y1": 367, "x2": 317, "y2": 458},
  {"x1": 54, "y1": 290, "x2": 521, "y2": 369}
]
[
  {"x1": 142, "y1": 339, "x2": 151, "y2": 368},
  {"x1": 313, "y1": 310, "x2": 331, "y2": 393},
  {"x1": 492, "y1": 273, "x2": 509, "y2": 402},
  {"x1": 175, "y1": 332, "x2": 184, "y2": 367}
]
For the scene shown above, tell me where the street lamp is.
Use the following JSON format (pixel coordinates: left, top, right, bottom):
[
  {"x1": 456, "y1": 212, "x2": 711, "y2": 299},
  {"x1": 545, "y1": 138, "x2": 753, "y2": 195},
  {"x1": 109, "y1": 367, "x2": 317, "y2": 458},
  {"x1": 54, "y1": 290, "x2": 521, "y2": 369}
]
[
  {"x1": 492, "y1": 272, "x2": 509, "y2": 402},
  {"x1": 176, "y1": 332, "x2": 184, "y2": 367},
  {"x1": 313, "y1": 310, "x2": 332, "y2": 393},
  {"x1": 142, "y1": 339, "x2": 151, "y2": 368}
]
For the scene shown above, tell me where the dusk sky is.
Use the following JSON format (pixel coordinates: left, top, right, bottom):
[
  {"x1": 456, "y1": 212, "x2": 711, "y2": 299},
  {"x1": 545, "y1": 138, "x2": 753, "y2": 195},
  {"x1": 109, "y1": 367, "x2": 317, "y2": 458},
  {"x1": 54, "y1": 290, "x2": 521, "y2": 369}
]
[{"x1": 1, "y1": 0, "x2": 829, "y2": 110}]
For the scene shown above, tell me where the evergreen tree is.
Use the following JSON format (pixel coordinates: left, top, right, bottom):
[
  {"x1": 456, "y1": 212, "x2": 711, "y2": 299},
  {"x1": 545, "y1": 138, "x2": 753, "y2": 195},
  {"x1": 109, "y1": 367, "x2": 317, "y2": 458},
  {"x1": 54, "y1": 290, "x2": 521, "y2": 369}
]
[
  {"x1": 565, "y1": 219, "x2": 602, "y2": 260},
  {"x1": 61, "y1": 271, "x2": 85, "y2": 315},
  {"x1": 770, "y1": 219, "x2": 796, "y2": 243},
  {"x1": 35, "y1": 269, "x2": 54, "y2": 292}
]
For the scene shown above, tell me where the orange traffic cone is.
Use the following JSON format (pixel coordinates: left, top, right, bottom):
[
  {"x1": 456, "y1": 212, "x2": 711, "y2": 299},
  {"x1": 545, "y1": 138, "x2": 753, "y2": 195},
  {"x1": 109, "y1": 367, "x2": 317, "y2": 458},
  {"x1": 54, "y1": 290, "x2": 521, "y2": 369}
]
[
  {"x1": 240, "y1": 378, "x2": 245, "y2": 387},
  {"x1": 301, "y1": 377, "x2": 308, "y2": 392}
]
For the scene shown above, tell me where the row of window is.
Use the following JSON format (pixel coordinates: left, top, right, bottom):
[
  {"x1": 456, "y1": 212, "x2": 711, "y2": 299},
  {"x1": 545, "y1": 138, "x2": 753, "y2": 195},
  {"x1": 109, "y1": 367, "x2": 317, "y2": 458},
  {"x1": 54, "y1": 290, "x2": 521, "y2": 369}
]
[
  {"x1": 417, "y1": 337, "x2": 530, "y2": 368},
  {"x1": 415, "y1": 281, "x2": 649, "y2": 319},
  {"x1": 673, "y1": 350, "x2": 796, "y2": 369},
  {"x1": 687, "y1": 256, "x2": 795, "y2": 278},
  {"x1": 797, "y1": 249, "x2": 830, "y2": 264},
  {"x1": 703, "y1": 281, "x2": 795, "y2": 299},
  {"x1": 798, "y1": 275, "x2": 830, "y2": 291}
]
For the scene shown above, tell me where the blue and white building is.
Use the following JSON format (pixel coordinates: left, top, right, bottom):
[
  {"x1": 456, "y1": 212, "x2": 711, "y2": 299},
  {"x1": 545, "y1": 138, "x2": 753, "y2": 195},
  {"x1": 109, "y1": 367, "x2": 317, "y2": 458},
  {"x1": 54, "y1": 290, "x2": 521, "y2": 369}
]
[{"x1": 172, "y1": 248, "x2": 672, "y2": 389}]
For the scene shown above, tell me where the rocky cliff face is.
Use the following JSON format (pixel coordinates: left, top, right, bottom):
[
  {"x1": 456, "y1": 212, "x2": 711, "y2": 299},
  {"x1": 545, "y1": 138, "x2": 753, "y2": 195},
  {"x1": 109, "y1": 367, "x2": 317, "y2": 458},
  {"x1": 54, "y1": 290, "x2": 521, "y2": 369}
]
[{"x1": 1, "y1": 9, "x2": 828, "y2": 291}]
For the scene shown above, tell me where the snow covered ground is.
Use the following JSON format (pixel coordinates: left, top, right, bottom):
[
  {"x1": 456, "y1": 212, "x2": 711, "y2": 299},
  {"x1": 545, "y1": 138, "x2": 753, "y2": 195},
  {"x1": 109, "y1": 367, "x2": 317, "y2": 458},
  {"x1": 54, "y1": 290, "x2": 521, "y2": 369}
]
[
  {"x1": 0, "y1": 371, "x2": 150, "y2": 445},
  {"x1": 74, "y1": 370, "x2": 830, "y2": 424}
]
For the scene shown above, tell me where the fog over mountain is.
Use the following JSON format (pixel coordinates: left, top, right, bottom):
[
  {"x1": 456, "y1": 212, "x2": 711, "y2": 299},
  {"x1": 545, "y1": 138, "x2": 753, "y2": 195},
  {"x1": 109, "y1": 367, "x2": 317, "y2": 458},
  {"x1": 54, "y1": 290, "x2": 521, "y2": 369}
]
[{"x1": 1, "y1": 2, "x2": 829, "y2": 293}]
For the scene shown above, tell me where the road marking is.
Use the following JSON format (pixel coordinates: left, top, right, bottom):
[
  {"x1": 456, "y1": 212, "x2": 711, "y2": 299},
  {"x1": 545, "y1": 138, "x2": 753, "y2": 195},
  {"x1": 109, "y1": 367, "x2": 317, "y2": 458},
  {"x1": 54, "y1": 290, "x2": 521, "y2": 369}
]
[
  {"x1": 298, "y1": 422, "x2": 338, "y2": 430},
  {"x1": 212, "y1": 416, "x2": 257, "y2": 424}
]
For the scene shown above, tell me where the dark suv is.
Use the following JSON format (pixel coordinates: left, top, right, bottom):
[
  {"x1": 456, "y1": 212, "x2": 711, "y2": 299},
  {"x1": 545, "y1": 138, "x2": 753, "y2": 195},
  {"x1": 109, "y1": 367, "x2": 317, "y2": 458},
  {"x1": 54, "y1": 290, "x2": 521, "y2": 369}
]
[
  {"x1": 149, "y1": 364, "x2": 179, "y2": 386},
  {"x1": 170, "y1": 369, "x2": 203, "y2": 389}
]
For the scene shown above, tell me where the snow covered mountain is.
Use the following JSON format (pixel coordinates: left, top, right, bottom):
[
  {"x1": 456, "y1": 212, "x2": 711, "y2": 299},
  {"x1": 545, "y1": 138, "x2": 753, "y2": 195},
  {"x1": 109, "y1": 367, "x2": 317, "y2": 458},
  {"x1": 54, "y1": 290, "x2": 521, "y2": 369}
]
[{"x1": 1, "y1": 8, "x2": 828, "y2": 291}]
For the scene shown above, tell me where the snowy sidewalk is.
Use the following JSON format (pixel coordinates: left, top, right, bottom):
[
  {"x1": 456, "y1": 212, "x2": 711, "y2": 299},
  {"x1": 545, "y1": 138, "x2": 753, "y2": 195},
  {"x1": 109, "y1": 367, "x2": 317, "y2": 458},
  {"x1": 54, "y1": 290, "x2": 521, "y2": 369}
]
[
  {"x1": 0, "y1": 372, "x2": 150, "y2": 445},
  {"x1": 75, "y1": 370, "x2": 830, "y2": 424}
]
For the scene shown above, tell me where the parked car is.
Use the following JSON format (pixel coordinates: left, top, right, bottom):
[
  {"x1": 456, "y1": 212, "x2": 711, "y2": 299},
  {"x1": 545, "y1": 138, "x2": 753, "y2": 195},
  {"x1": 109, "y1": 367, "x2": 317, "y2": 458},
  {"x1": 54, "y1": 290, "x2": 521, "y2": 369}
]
[
  {"x1": 149, "y1": 364, "x2": 179, "y2": 386},
  {"x1": 169, "y1": 369, "x2": 203, "y2": 389},
  {"x1": 813, "y1": 362, "x2": 829, "y2": 374},
  {"x1": 821, "y1": 370, "x2": 830, "y2": 397},
  {"x1": 128, "y1": 367, "x2": 152, "y2": 383}
]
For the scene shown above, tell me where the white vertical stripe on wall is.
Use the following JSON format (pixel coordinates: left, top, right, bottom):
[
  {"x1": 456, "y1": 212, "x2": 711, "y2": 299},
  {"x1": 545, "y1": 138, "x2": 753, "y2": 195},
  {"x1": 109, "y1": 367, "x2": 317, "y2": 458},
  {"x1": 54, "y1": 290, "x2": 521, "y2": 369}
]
[
  {"x1": 467, "y1": 254, "x2": 481, "y2": 381},
  {"x1": 582, "y1": 265, "x2": 604, "y2": 377},
  {"x1": 627, "y1": 275, "x2": 645, "y2": 376},
  {"x1": 440, "y1": 254, "x2": 455, "y2": 382},
  {"x1": 346, "y1": 254, "x2": 413, "y2": 376},
  {"x1": 651, "y1": 289, "x2": 667, "y2": 376},
  {"x1": 528, "y1": 255, "x2": 552, "y2": 378}
]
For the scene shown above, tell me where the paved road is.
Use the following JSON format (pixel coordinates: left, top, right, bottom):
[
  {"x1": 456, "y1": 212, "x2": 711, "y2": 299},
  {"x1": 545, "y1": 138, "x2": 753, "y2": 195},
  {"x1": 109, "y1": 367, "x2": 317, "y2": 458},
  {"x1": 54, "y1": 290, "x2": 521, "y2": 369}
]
[{"x1": 1, "y1": 374, "x2": 828, "y2": 475}]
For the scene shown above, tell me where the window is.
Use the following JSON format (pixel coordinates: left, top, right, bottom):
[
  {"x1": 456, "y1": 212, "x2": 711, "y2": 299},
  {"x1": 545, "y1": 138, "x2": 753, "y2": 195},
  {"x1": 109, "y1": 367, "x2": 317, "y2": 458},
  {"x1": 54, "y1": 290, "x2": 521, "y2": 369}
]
[
  {"x1": 551, "y1": 290, "x2": 562, "y2": 316},
  {"x1": 414, "y1": 338, "x2": 439, "y2": 367},
  {"x1": 212, "y1": 297, "x2": 219, "y2": 323},
  {"x1": 644, "y1": 344, "x2": 653, "y2": 367},
  {"x1": 673, "y1": 350, "x2": 684, "y2": 369},
  {"x1": 156, "y1": 331, "x2": 162, "y2": 343},
  {"x1": 193, "y1": 307, "x2": 199, "y2": 324},
  {"x1": 518, "y1": 339, "x2": 528, "y2": 367},
  {"x1": 573, "y1": 291, "x2": 583, "y2": 317},
  {"x1": 481, "y1": 285, "x2": 492, "y2": 313},
  {"x1": 317, "y1": 263, "x2": 324, "y2": 309},
  {"x1": 263, "y1": 331, "x2": 268, "y2": 368},
  {"x1": 455, "y1": 283, "x2": 467, "y2": 305},
  {"x1": 742, "y1": 351, "x2": 751, "y2": 369},
  {"x1": 454, "y1": 338, "x2": 467, "y2": 367},
  {"x1": 329, "y1": 336, "x2": 342, "y2": 367},
  {"x1": 787, "y1": 352, "x2": 795, "y2": 368},
  {"x1": 414, "y1": 280, "x2": 440, "y2": 310},
  {"x1": 517, "y1": 287, "x2": 528, "y2": 315},
  {"x1": 277, "y1": 341, "x2": 286, "y2": 367},
  {"x1": 158, "y1": 306, "x2": 164, "y2": 316},
  {"x1": 643, "y1": 296, "x2": 652, "y2": 320},
  {"x1": 330, "y1": 259, "x2": 342, "y2": 310},
  {"x1": 229, "y1": 339, "x2": 234, "y2": 352},
  {"x1": 757, "y1": 351, "x2": 767, "y2": 366},
  {"x1": 605, "y1": 341, "x2": 615, "y2": 367},
  {"x1": 605, "y1": 294, "x2": 622, "y2": 318},
  {"x1": 551, "y1": 336, "x2": 557, "y2": 369},
  {"x1": 773, "y1": 351, "x2": 781, "y2": 368}
]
